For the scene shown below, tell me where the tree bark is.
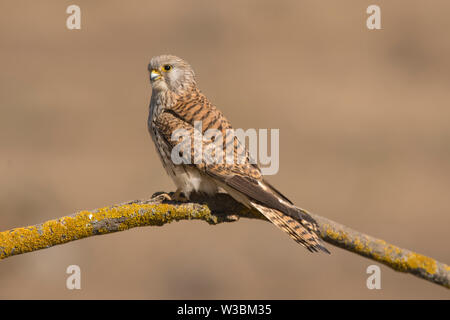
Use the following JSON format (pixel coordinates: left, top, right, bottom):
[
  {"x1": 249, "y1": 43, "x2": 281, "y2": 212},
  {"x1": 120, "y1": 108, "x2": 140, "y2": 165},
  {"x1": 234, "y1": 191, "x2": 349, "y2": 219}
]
[{"x1": 0, "y1": 192, "x2": 448, "y2": 289}]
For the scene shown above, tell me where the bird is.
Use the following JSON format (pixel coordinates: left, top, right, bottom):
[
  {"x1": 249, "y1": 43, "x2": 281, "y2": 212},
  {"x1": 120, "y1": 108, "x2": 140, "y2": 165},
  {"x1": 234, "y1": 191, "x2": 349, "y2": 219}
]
[{"x1": 147, "y1": 54, "x2": 330, "y2": 254}]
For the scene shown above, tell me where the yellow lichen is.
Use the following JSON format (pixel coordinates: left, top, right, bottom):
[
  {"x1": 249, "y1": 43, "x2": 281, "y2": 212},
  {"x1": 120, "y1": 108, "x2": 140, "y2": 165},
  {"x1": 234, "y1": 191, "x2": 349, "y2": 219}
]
[
  {"x1": 2, "y1": 200, "x2": 449, "y2": 290},
  {"x1": 353, "y1": 238, "x2": 366, "y2": 252},
  {"x1": 0, "y1": 210, "x2": 95, "y2": 259},
  {"x1": 406, "y1": 253, "x2": 437, "y2": 275},
  {"x1": 0, "y1": 202, "x2": 214, "y2": 260},
  {"x1": 325, "y1": 227, "x2": 350, "y2": 243}
]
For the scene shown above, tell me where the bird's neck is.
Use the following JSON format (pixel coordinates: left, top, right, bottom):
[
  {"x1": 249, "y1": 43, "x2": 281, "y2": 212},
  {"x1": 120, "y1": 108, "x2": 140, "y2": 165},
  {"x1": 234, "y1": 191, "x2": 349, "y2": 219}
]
[{"x1": 151, "y1": 86, "x2": 200, "y2": 113}]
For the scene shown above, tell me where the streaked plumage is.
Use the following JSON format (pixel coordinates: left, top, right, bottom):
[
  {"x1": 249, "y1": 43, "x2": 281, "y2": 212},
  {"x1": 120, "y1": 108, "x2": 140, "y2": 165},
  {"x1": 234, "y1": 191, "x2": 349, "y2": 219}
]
[{"x1": 147, "y1": 55, "x2": 329, "y2": 253}]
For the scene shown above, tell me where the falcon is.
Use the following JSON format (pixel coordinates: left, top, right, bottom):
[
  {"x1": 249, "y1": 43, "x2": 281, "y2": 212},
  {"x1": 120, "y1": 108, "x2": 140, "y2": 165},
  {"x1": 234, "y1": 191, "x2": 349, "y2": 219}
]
[{"x1": 147, "y1": 54, "x2": 329, "y2": 253}]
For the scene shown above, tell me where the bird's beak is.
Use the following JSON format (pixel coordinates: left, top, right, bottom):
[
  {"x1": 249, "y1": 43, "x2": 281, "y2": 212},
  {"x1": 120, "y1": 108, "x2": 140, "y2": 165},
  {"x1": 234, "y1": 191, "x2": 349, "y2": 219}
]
[{"x1": 150, "y1": 69, "x2": 162, "y2": 81}]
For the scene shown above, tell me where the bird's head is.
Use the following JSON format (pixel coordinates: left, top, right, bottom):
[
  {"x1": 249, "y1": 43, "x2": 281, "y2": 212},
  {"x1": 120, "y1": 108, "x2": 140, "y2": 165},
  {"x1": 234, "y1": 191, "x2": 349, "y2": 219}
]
[{"x1": 148, "y1": 55, "x2": 196, "y2": 94}]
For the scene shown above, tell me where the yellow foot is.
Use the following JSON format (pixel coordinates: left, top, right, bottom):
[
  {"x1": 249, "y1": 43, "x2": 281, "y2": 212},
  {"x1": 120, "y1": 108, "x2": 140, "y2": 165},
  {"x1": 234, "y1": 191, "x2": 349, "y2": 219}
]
[
  {"x1": 151, "y1": 190, "x2": 189, "y2": 203},
  {"x1": 171, "y1": 189, "x2": 189, "y2": 202},
  {"x1": 151, "y1": 192, "x2": 172, "y2": 203}
]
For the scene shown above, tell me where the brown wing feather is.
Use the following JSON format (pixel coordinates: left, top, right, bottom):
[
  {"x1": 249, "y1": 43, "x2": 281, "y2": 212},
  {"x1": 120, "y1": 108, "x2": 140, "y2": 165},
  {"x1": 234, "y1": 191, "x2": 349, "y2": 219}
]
[
  {"x1": 263, "y1": 179, "x2": 293, "y2": 205},
  {"x1": 219, "y1": 174, "x2": 318, "y2": 227},
  {"x1": 154, "y1": 102, "x2": 329, "y2": 254},
  {"x1": 251, "y1": 202, "x2": 330, "y2": 253}
]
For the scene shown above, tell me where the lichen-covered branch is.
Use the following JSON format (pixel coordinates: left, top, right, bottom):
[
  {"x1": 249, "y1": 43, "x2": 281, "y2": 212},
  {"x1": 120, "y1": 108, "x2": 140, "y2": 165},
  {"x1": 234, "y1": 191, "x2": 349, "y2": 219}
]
[
  {"x1": 0, "y1": 193, "x2": 448, "y2": 289},
  {"x1": 312, "y1": 213, "x2": 450, "y2": 289}
]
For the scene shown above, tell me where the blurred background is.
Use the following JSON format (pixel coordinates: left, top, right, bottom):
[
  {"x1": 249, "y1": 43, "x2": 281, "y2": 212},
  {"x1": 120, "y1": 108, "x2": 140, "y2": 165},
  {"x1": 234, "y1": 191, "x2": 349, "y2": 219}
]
[{"x1": 1, "y1": 0, "x2": 449, "y2": 299}]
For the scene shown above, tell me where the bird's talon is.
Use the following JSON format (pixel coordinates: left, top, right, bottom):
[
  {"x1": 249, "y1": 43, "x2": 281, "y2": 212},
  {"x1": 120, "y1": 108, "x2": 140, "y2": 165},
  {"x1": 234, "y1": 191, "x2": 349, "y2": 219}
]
[
  {"x1": 171, "y1": 191, "x2": 189, "y2": 202},
  {"x1": 151, "y1": 192, "x2": 172, "y2": 203}
]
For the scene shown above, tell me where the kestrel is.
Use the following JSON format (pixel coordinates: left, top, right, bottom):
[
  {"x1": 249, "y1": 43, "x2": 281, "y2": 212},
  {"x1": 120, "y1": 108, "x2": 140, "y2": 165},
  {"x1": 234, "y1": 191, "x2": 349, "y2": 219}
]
[{"x1": 147, "y1": 55, "x2": 329, "y2": 253}]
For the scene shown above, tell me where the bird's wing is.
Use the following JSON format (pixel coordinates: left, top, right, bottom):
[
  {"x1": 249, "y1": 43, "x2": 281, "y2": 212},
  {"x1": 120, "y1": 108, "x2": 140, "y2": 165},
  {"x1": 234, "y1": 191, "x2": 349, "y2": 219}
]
[{"x1": 154, "y1": 101, "x2": 329, "y2": 253}]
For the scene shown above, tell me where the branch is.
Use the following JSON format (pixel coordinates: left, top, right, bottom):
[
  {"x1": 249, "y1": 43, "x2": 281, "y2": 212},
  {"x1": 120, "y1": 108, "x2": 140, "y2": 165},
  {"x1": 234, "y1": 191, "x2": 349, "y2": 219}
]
[{"x1": 1, "y1": 193, "x2": 448, "y2": 289}]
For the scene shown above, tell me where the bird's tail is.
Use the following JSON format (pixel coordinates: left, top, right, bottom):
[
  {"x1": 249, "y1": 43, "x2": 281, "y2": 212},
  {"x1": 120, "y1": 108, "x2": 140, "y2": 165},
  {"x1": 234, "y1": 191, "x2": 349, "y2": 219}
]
[{"x1": 250, "y1": 202, "x2": 330, "y2": 254}]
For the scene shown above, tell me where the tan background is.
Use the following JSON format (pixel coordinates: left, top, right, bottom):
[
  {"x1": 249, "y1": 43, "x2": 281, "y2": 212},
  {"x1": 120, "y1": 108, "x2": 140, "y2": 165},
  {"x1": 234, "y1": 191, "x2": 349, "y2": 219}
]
[{"x1": 1, "y1": 0, "x2": 449, "y2": 299}]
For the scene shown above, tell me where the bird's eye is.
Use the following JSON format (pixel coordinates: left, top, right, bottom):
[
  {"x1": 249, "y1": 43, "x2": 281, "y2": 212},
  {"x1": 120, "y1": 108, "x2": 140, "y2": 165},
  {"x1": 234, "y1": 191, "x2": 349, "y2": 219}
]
[{"x1": 163, "y1": 64, "x2": 172, "y2": 71}]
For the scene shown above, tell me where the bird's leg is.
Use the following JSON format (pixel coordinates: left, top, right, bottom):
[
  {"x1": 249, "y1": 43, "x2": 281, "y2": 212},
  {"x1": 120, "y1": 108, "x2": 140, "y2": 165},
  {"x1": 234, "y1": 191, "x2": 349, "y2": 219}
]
[
  {"x1": 151, "y1": 189, "x2": 189, "y2": 203},
  {"x1": 150, "y1": 191, "x2": 172, "y2": 203},
  {"x1": 171, "y1": 188, "x2": 189, "y2": 202}
]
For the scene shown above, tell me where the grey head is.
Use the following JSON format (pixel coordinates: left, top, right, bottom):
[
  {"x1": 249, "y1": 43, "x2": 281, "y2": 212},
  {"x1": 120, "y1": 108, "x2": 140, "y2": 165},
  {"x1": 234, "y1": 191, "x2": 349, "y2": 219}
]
[{"x1": 148, "y1": 55, "x2": 196, "y2": 95}]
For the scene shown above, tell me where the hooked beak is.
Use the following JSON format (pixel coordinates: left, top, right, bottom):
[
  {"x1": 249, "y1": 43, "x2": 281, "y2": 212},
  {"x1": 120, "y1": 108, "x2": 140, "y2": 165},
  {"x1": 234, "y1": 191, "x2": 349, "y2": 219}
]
[{"x1": 150, "y1": 69, "x2": 162, "y2": 81}]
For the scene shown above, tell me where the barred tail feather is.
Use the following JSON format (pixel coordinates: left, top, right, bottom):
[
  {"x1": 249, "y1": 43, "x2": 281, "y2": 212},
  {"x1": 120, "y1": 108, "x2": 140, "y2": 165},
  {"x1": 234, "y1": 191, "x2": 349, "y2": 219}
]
[{"x1": 251, "y1": 202, "x2": 330, "y2": 254}]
